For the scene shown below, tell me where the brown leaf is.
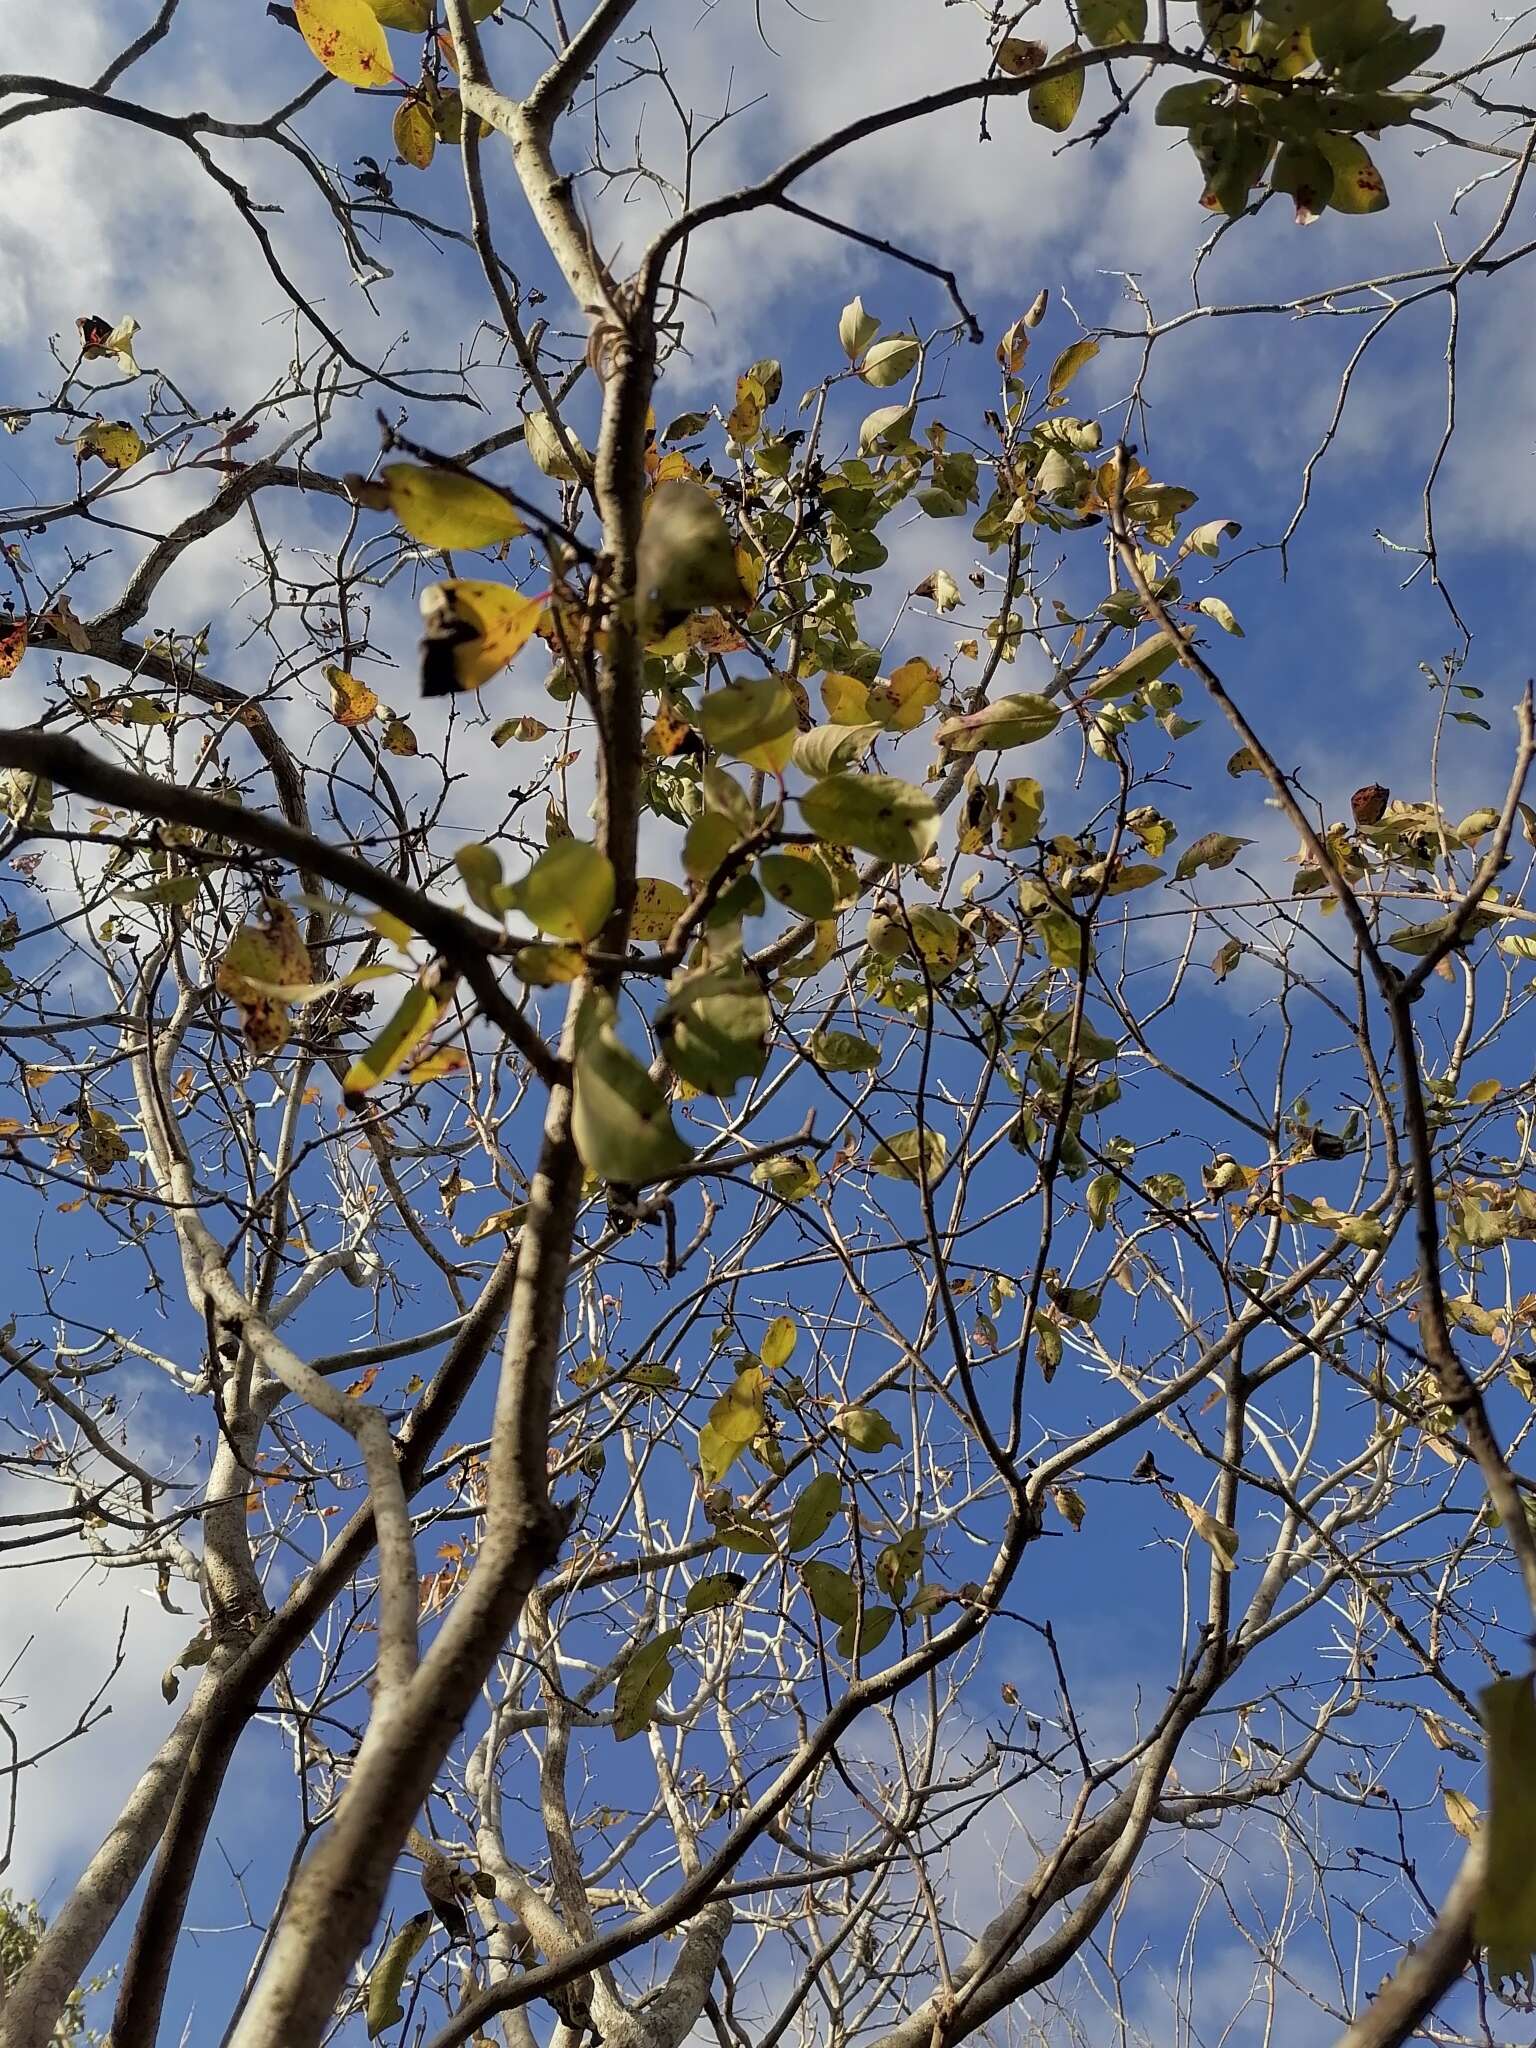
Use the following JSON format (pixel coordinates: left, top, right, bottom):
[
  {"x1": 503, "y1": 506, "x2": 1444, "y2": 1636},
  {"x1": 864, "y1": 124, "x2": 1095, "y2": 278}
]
[{"x1": 1351, "y1": 783, "x2": 1389, "y2": 826}]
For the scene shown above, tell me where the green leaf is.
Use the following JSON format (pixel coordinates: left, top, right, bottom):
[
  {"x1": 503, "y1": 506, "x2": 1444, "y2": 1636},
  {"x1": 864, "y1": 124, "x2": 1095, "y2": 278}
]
[
  {"x1": 799, "y1": 773, "x2": 940, "y2": 864},
  {"x1": 342, "y1": 983, "x2": 446, "y2": 1103},
  {"x1": 936, "y1": 693, "x2": 1061, "y2": 754},
  {"x1": 698, "y1": 1366, "x2": 766, "y2": 1486},
  {"x1": 860, "y1": 335, "x2": 921, "y2": 387},
  {"x1": 859, "y1": 400, "x2": 918, "y2": 453},
  {"x1": 788, "y1": 1472, "x2": 842, "y2": 1553},
  {"x1": 500, "y1": 838, "x2": 615, "y2": 942},
  {"x1": 660, "y1": 970, "x2": 771, "y2": 1096},
  {"x1": 455, "y1": 841, "x2": 504, "y2": 916},
  {"x1": 613, "y1": 1627, "x2": 682, "y2": 1740},
  {"x1": 1478, "y1": 1675, "x2": 1536, "y2": 1984},
  {"x1": 366, "y1": 1914, "x2": 431, "y2": 2039},
  {"x1": 801, "y1": 1561, "x2": 857, "y2": 1625},
  {"x1": 837, "y1": 1605, "x2": 895, "y2": 1658},
  {"x1": 834, "y1": 1405, "x2": 900, "y2": 1456},
  {"x1": 759, "y1": 851, "x2": 836, "y2": 918},
  {"x1": 685, "y1": 1571, "x2": 748, "y2": 1615},
  {"x1": 868, "y1": 1128, "x2": 948, "y2": 1183},
  {"x1": 573, "y1": 1022, "x2": 695, "y2": 1183},
  {"x1": 696, "y1": 676, "x2": 800, "y2": 773},
  {"x1": 1078, "y1": 0, "x2": 1146, "y2": 45},
  {"x1": 1029, "y1": 46, "x2": 1085, "y2": 130},
  {"x1": 717, "y1": 1516, "x2": 777, "y2": 1555},
  {"x1": 811, "y1": 1027, "x2": 880, "y2": 1073},
  {"x1": 1174, "y1": 832, "x2": 1252, "y2": 881}
]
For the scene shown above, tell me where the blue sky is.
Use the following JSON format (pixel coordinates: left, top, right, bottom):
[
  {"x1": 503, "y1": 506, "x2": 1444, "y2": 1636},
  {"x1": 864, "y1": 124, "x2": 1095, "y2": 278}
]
[{"x1": 1, "y1": 2, "x2": 1534, "y2": 2044}]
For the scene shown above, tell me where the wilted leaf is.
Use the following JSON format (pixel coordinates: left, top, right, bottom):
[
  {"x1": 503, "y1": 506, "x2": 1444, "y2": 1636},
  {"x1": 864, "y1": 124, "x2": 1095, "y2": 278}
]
[
  {"x1": 1174, "y1": 832, "x2": 1252, "y2": 881},
  {"x1": 327, "y1": 666, "x2": 379, "y2": 726},
  {"x1": 996, "y1": 35, "x2": 1046, "y2": 74},
  {"x1": 1177, "y1": 1494, "x2": 1238, "y2": 1571},
  {"x1": 419, "y1": 581, "x2": 544, "y2": 695},
  {"x1": 74, "y1": 419, "x2": 144, "y2": 471},
  {"x1": 630, "y1": 876, "x2": 690, "y2": 941}
]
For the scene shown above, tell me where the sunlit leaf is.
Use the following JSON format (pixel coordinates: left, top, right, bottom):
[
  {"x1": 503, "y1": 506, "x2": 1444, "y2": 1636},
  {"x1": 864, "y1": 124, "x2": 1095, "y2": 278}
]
[
  {"x1": 1029, "y1": 45, "x2": 1085, "y2": 129},
  {"x1": 501, "y1": 838, "x2": 615, "y2": 942},
  {"x1": 936, "y1": 693, "x2": 1060, "y2": 754},
  {"x1": 366, "y1": 1914, "x2": 431, "y2": 2039},
  {"x1": 1046, "y1": 337, "x2": 1099, "y2": 404},
  {"x1": 799, "y1": 773, "x2": 940, "y2": 864},
  {"x1": 1177, "y1": 1494, "x2": 1238, "y2": 1571},
  {"x1": 343, "y1": 980, "x2": 449, "y2": 1103},
  {"x1": 698, "y1": 1365, "x2": 765, "y2": 1486},
  {"x1": 381, "y1": 463, "x2": 524, "y2": 548},
  {"x1": 295, "y1": 0, "x2": 392, "y2": 84},
  {"x1": 419, "y1": 581, "x2": 545, "y2": 695}
]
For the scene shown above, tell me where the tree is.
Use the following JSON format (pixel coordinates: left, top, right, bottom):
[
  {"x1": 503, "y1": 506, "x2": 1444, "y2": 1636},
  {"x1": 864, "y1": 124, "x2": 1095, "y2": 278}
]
[{"x1": 0, "y1": 1, "x2": 1534, "y2": 2044}]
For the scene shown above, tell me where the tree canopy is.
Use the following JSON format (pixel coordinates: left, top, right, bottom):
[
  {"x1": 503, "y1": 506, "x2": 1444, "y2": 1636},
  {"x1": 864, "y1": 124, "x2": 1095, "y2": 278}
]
[{"x1": 2, "y1": 4, "x2": 1536, "y2": 2047}]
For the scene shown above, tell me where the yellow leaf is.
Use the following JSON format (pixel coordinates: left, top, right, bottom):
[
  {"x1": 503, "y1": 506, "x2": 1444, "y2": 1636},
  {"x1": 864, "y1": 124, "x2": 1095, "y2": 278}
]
[
  {"x1": 419, "y1": 581, "x2": 545, "y2": 695},
  {"x1": 392, "y1": 96, "x2": 437, "y2": 168},
  {"x1": 1444, "y1": 1786, "x2": 1480, "y2": 1840},
  {"x1": 869, "y1": 657, "x2": 939, "y2": 733},
  {"x1": 295, "y1": 0, "x2": 392, "y2": 85},
  {"x1": 74, "y1": 419, "x2": 144, "y2": 471},
  {"x1": 630, "y1": 877, "x2": 690, "y2": 942},
  {"x1": 383, "y1": 463, "x2": 523, "y2": 549},
  {"x1": 1047, "y1": 336, "x2": 1100, "y2": 405},
  {"x1": 698, "y1": 1366, "x2": 765, "y2": 1486},
  {"x1": 327, "y1": 666, "x2": 379, "y2": 726},
  {"x1": 343, "y1": 980, "x2": 451, "y2": 1102},
  {"x1": 822, "y1": 672, "x2": 872, "y2": 725},
  {"x1": 523, "y1": 410, "x2": 586, "y2": 480}
]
